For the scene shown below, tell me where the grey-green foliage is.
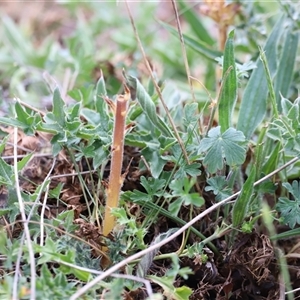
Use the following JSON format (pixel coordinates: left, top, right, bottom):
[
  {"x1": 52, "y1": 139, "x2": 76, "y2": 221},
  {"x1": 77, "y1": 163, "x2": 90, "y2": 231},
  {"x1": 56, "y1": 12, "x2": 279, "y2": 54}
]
[
  {"x1": 274, "y1": 28, "x2": 299, "y2": 111},
  {"x1": 218, "y1": 30, "x2": 237, "y2": 132},
  {"x1": 277, "y1": 181, "x2": 300, "y2": 229},
  {"x1": 232, "y1": 167, "x2": 256, "y2": 227},
  {"x1": 199, "y1": 126, "x2": 246, "y2": 174},
  {"x1": 237, "y1": 15, "x2": 285, "y2": 139}
]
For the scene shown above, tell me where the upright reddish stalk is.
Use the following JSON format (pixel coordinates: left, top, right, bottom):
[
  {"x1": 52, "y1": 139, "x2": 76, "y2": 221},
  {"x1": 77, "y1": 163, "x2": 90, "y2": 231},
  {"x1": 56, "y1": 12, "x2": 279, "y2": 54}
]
[{"x1": 102, "y1": 86, "x2": 130, "y2": 238}]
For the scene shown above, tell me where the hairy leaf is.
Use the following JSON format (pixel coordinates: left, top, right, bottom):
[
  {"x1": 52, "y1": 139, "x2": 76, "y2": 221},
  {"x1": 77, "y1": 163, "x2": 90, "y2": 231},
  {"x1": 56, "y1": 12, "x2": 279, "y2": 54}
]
[
  {"x1": 277, "y1": 181, "x2": 300, "y2": 229},
  {"x1": 237, "y1": 15, "x2": 285, "y2": 138},
  {"x1": 219, "y1": 30, "x2": 237, "y2": 132},
  {"x1": 199, "y1": 126, "x2": 246, "y2": 173}
]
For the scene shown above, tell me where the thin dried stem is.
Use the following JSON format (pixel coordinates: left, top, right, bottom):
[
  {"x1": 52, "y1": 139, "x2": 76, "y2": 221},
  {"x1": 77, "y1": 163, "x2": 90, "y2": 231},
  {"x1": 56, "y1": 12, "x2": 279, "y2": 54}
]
[
  {"x1": 102, "y1": 86, "x2": 130, "y2": 237},
  {"x1": 70, "y1": 155, "x2": 300, "y2": 299},
  {"x1": 125, "y1": 0, "x2": 190, "y2": 165},
  {"x1": 13, "y1": 127, "x2": 36, "y2": 300},
  {"x1": 170, "y1": 0, "x2": 201, "y2": 132},
  {"x1": 40, "y1": 157, "x2": 56, "y2": 247}
]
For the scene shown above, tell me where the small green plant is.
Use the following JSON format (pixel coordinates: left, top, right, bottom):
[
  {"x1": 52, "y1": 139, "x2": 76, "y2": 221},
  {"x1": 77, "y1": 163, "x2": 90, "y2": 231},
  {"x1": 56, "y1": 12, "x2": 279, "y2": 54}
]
[
  {"x1": 277, "y1": 181, "x2": 300, "y2": 229},
  {"x1": 1, "y1": 1, "x2": 300, "y2": 299}
]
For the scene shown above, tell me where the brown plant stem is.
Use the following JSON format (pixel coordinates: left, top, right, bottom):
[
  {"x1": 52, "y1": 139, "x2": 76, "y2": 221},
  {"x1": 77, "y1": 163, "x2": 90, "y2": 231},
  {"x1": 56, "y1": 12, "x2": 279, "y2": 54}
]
[{"x1": 102, "y1": 86, "x2": 130, "y2": 238}]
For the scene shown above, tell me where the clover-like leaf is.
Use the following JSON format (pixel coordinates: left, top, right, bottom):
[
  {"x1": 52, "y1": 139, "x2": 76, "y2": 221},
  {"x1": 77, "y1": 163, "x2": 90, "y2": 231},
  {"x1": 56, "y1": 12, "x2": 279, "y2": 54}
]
[
  {"x1": 276, "y1": 180, "x2": 300, "y2": 229},
  {"x1": 199, "y1": 126, "x2": 246, "y2": 173}
]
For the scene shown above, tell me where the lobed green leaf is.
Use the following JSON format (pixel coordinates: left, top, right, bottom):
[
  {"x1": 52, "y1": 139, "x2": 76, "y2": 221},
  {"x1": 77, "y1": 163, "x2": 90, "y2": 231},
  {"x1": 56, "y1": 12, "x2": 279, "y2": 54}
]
[{"x1": 199, "y1": 126, "x2": 246, "y2": 173}]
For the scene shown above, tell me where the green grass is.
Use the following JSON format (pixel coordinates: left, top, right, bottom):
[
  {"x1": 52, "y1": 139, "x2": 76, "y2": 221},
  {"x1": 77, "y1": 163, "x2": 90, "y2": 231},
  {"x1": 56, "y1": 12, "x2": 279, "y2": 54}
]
[{"x1": 0, "y1": 1, "x2": 300, "y2": 299}]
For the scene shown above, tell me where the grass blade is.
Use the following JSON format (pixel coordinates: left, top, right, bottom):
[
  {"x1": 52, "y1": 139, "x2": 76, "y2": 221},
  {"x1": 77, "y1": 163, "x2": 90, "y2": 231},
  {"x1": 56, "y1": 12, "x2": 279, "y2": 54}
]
[
  {"x1": 159, "y1": 21, "x2": 222, "y2": 62},
  {"x1": 274, "y1": 28, "x2": 299, "y2": 112},
  {"x1": 232, "y1": 167, "x2": 256, "y2": 227},
  {"x1": 237, "y1": 15, "x2": 285, "y2": 139},
  {"x1": 177, "y1": 1, "x2": 215, "y2": 46},
  {"x1": 259, "y1": 47, "x2": 279, "y2": 119},
  {"x1": 218, "y1": 30, "x2": 237, "y2": 132}
]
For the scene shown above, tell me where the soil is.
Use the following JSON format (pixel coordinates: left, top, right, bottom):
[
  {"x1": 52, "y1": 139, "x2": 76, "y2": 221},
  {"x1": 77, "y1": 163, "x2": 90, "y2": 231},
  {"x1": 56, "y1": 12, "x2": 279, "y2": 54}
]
[{"x1": 1, "y1": 2, "x2": 300, "y2": 299}]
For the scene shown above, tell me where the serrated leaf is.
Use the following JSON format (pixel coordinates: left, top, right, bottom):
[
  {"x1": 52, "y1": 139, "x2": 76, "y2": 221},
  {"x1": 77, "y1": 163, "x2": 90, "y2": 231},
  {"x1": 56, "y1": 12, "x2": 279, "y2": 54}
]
[
  {"x1": 277, "y1": 180, "x2": 300, "y2": 229},
  {"x1": 205, "y1": 176, "x2": 232, "y2": 201},
  {"x1": 232, "y1": 167, "x2": 256, "y2": 227},
  {"x1": 199, "y1": 126, "x2": 246, "y2": 173},
  {"x1": 140, "y1": 176, "x2": 166, "y2": 196},
  {"x1": 219, "y1": 30, "x2": 237, "y2": 132},
  {"x1": 169, "y1": 178, "x2": 204, "y2": 216},
  {"x1": 0, "y1": 158, "x2": 13, "y2": 185}
]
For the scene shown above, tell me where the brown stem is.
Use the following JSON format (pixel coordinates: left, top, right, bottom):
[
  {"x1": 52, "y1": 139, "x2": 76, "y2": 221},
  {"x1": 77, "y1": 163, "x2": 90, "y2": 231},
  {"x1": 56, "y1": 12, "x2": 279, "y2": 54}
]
[{"x1": 102, "y1": 86, "x2": 130, "y2": 238}]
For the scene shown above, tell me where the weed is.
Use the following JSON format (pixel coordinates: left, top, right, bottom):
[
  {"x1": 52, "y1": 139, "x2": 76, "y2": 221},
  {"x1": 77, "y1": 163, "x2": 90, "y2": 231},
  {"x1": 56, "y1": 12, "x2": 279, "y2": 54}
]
[{"x1": 0, "y1": 1, "x2": 300, "y2": 299}]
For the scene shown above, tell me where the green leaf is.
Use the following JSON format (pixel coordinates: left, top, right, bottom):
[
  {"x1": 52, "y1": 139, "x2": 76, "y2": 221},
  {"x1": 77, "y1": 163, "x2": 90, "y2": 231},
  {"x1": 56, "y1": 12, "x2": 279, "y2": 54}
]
[
  {"x1": 140, "y1": 176, "x2": 166, "y2": 197},
  {"x1": 17, "y1": 153, "x2": 34, "y2": 171},
  {"x1": 169, "y1": 178, "x2": 204, "y2": 216},
  {"x1": 160, "y1": 21, "x2": 222, "y2": 62},
  {"x1": 232, "y1": 167, "x2": 256, "y2": 227},
  {"x1": 148, "y1": 275, "x2": 192, "y2": 300},
  {"x1": 237, "y1": 15, "x2": 285, "y2": 138},
  {"x1": 124, "y1": 74, "x2": 173, "y2": 137},
  {"x1": 205, "y1": 176, "x2": 232, "y2": 201},
  {"x1": 261, "y1": 142, "x2": 281, "y2": 175},
  {"x1": 276, "y1": 181, "x2": 300, "y2": 229},
  {"x1": 0, "y1": 136, "x2": 9, "y2": 155},
  {"x1": 219, "y1": 30, "x2": 237, "y2": 132},
  {"x1": 177, "y1": 1, "x2": 215, "y2": 46},
  {"x1": 96, "y1": 74, "x2": 107, "y2": 97},
  {"x1": 270, "y1": 227, "x2": 300, "y2": 241},
  {"x1": 0, "y1": 208, "x2": 11, "y2": 216},
  {"x1": 15, "y1": 102, "x2": 31, "y2": 125},
  {"x1": 0, "y1": 158, "x2": 13, "y2": 185},
  {"x1": 2, "y1": 16, "x2": 35, "y2": 65},
  {"x1": 274, "y1": 28, "x2": 299, "y2": 112},
  {"x1": 199, "y1": 126, "x2": 246, "y2": 173},
  {"x1": 53, "y1": 88, "x2": 66, "y2": 127},
  {"x1": 72, "y1": 267, "x2": 91, "y2": 282},
  {"x1": 141, "y1": 141, "x2": 167, "y2": 178},
  {"x1": 101, "y1": 278, "x2": 125, "y2": 299},
  {"x1": 0, "y1": 116, "x2": 33, "y2": 130},
  {"x1": 95, "y1": 75, "x2": 109, "y2": 122}
]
